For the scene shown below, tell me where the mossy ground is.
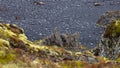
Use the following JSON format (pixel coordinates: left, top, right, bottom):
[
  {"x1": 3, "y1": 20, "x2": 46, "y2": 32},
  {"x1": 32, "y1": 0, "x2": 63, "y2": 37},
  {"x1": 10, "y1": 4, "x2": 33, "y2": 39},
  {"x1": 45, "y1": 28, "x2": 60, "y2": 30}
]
[{"x1": 0, "y1": 22, "x2": 120, "y2": 68}]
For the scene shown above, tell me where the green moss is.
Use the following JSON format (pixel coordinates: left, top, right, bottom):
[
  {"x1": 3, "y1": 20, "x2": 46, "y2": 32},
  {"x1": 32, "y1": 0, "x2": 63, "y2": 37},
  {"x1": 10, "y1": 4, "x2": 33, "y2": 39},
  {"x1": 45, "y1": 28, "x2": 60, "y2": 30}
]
[
  {"x1": 0, "y1": 49, "x2": 16, "y2": 64},
  {"x1": 104, "y1": 19, "x2": 120, "y2": 38},
  {"x1": 116, "y1": 57, "x2": 120, "y2": 62},
  {"x1": 0, "y1": 38, "x2": 16, "y2": 64}
]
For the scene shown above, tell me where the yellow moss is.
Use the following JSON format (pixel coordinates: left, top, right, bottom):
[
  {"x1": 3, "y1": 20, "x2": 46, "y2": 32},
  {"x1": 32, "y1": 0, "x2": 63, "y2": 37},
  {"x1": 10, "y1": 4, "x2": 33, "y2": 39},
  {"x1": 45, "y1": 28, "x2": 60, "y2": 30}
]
[
  {"x1": 75, "y1": 52, "x2": 82, "y2": 56},
  {"x1": 0, "y1": 49, "x2": 16, "y2": 64},
  {"x1": 75, "y1": 61, "x2": 83, "y2": 68},
  {"x1": 104, "y1": 19, "x2": 120, "y2": 37},
  {"x1": 33, "y1": 39, "x2": 45, "y2": 45},
  {"x1": 0, "y1": 39, "x2": 16, "y2": 64},
  {"x1": 111, "y1": 19, "x2": 120, "y2": 36},
  {"x1": 0, "y1": 27, "x2": 16, "y2": 39},
  {"x1": 60, "y1": 61, "x2": 83, "y2": 68},
  {"x1": 97, "y1": 56, "x2": 109, "y2": 62},
  {"x1": 18, "y1": 34, "x2": 28, "y2": 41},
  {"x1": 0, "y1": 50, "x2": 6, "y2": 57},
  {"x1": 0, "y1": 39, "x2": 10, "y2": 48},
  {"x1": 30, "y1": 44, "x2": 48, "y2": 50},
  {"x1": 65, "y1": 50, "x2": 73, "y2": 55},
  {"x1": 116, "y1": 57, "x2": 120, "y2": 62}
]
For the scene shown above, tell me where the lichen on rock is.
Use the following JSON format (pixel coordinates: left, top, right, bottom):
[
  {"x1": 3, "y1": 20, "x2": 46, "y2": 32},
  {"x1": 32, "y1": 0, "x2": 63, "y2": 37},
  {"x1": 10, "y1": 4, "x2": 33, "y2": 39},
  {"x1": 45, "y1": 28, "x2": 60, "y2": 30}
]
[{"x1": 93, "y1": 12, "x2": 120, "y2": 60}]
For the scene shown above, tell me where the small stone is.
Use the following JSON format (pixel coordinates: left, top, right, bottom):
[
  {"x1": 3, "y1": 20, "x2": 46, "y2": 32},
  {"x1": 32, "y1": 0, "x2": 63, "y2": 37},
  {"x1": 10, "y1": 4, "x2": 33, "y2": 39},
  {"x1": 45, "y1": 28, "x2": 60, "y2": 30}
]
[
  {"x1": 34, "y1": 1, "x2": 45, "y2": 5},
  {"x1": 15, "y1": 16, "x2": 20, "y2": 20},
  {"x1": 94, "y1": 2, "x2": 101, "y2": 6},
  {"x1": 39, "y1": 33, "x2": 42, "y2": 36}
]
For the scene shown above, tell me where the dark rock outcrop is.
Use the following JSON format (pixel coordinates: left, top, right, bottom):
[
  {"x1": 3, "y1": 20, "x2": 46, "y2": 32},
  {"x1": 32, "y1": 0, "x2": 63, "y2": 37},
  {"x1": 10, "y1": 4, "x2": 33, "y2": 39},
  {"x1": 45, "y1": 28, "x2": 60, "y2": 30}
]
[
  {"x1": 93, "y1": 11, "x2": 120, "y2": 60},
  {"x1": 43, "y1": 27, "x2": 81, "y2": 51},
  {"x1": 96, "y1": 10, "x2": 120, "y2": 28}
]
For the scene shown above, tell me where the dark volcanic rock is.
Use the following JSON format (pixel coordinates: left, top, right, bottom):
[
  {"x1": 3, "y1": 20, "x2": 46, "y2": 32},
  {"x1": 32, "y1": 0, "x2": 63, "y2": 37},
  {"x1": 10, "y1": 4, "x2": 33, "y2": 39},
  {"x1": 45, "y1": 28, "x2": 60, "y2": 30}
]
[
  {"x1": 96, "y1": 10, "x2": 120, "y2": 28},
  {"x1": 43, "y1": 27, "x2": 80, "y2": 51}
]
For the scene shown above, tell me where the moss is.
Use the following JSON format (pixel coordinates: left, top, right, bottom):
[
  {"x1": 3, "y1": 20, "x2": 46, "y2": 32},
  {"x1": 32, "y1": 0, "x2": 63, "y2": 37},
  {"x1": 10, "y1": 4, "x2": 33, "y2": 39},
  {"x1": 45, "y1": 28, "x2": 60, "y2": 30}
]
[
  {"x1": 104, "y1": 19, "x2": 120, "y2": 38},
  {"x1": 116, "y1": 57, "x2": 120, "y2": 63},
  {"x1": 0, "y1": 49, "x2": 16, "y2": 64},
  {"x1": 59, "y1": 61, "x2": 83, "y2": 68},
  {"x1": 96, "y1": 56, "x2": 109, "y2": 62},
  {"x1": 0, "y1": 39, "x2": 10, "y2": 48},
  {"x1": 0, "y1": 38, "x2": 16, "y2": 64}
]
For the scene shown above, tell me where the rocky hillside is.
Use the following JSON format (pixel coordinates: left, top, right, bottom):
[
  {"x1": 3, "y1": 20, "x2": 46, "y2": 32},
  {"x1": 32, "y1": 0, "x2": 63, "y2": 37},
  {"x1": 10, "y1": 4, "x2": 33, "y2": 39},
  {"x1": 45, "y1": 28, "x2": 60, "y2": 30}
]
[{"x1": 1, "y1": 11, "x2": 120, "y2": 68}]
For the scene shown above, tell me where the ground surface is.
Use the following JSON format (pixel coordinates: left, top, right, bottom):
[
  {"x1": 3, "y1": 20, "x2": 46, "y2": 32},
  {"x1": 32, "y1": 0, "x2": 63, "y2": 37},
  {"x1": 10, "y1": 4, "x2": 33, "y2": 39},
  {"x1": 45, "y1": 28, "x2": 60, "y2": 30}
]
[{"x1": 0, "y1": 0, "x2": 120, "y2": 48}]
